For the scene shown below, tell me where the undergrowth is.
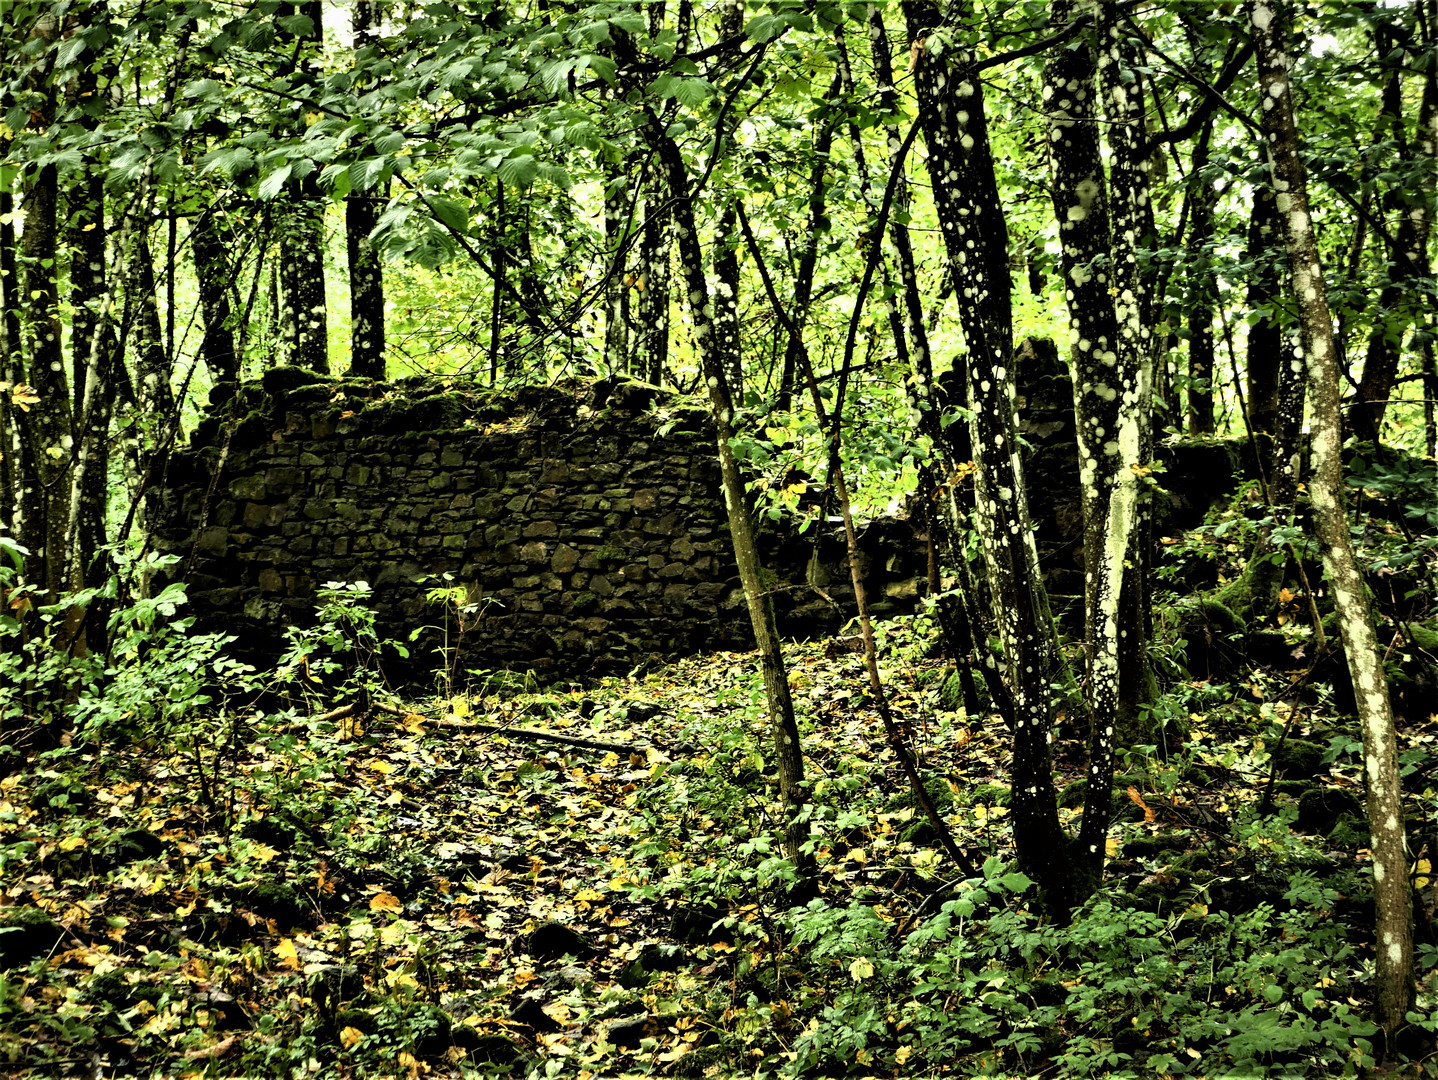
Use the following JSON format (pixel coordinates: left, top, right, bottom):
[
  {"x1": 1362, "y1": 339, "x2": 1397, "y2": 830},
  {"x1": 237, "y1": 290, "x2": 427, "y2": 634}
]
[{"x1": 1, "y1": 543, "x2": 1436, "y2": 1078}]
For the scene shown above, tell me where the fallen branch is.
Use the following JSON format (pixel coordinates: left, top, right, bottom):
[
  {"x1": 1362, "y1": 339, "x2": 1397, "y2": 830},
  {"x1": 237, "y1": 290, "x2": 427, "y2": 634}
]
[{"x1": 372, "y1": 702, "x2": 645, "y2": 756}]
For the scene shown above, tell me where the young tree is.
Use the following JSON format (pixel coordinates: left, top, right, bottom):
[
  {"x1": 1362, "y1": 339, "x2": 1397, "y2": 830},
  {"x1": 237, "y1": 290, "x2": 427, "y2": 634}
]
[
  {"x1": 903, "y1": 0, "x2": 1074, "y2": 909},
  {"x1": 1250, "y1": 0, "x2": 1414, "y2": 1035}
]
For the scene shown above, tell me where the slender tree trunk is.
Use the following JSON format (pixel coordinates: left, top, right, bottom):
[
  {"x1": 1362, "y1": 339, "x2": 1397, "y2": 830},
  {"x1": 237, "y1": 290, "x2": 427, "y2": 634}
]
[
  {"x1": 602, "y1": 160, "x2": 631, "y2": 374},
  {"x1": 131, "y1": 234, "x2": 175, "y2": 440},
  {"x1": 1251, "y1": 0, "x2": 1414, "y2": 1036},
  {"x1": 1244, "y1": 185, "x2": 1284, "y2": 438},
  {"x1": 64, "y1": 140, "x2": 115, "y2": 604},
  {"x1": 648, "y1": 118, "x2": 811, "y2": 875},
  {"x1": 192, "y1": 209, "x2": 241, "y2": 382},
  {"x1": 346, "y1": 187, "x2": 386, "y2": 379},
  {"x1": 489, "y1": 178, "x2": 506, "y2": 383},
  {"x1": 1185, "y1": 124, "x2": 1218, "y2": 435},
  {"x1": 0, "y1": 183, "x2": 19, "y2": 535},
  {"x1": 903, "y1": 0, "x2": 1072, "y2": 911},
  {"x1": 346, "y1": 0, "x2": 385, "y2": 380},
  {"x1": 277, "y1": 2, "x2": 328, "y2": 374},
  {"x1": 712, "y1": 206, "x2": 742, "y2": 400},
  {"x1": 17, "y1": 161, "x2": 71, "y2": 604},
  {"x1": 636, "y1": 174, "x2": 671, "y2": 385}
]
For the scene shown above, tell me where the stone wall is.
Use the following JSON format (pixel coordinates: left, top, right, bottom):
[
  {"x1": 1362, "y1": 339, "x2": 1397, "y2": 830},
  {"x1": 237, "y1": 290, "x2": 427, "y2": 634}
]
[{"x1": 155, "y1": 372, "x2": 929, "y2": 680}]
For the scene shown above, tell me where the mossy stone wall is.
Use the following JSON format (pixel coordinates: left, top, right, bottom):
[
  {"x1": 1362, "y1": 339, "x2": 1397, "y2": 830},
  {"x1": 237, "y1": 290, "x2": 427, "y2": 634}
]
[{"x1": 157, "y1": 374, "x2": 753, "y2": 677}]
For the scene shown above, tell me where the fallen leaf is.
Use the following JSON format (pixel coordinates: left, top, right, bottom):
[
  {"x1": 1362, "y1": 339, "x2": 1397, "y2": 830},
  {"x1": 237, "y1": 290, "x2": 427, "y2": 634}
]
[
  {"x1": 370, "y1": 892, "x2": 404, "y2": 913},
  {"x1": 275, "y1": 938, "x2": 300, "y2": 971}
]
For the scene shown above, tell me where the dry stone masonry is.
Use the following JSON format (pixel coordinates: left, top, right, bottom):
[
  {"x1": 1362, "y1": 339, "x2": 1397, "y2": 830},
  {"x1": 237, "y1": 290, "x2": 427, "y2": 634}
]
[{"x1": 156, "y1": 372, "x2": 929, "y2": 679}]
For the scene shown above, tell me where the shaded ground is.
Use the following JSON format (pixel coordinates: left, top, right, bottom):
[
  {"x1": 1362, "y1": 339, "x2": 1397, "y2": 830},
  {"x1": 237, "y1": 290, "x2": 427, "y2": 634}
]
[{"x1": 4, "y1": 609, "x2": 1435, "y2": 1079}]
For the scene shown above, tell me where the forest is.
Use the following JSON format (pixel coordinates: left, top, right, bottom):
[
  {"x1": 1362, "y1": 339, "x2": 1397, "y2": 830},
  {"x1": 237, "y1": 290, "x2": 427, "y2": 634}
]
[{"x1": 3, "y1": 0, "x2": 1438, "y2": 1077}]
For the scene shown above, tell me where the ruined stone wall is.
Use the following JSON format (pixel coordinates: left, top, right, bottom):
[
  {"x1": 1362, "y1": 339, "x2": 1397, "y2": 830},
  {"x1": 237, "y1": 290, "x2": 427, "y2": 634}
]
[{"x1": 157, "y1": 373, "x2": 753, "y2": 678}]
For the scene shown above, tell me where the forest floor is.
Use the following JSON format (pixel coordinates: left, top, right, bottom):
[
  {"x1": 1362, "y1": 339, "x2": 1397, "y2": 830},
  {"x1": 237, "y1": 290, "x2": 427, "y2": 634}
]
[{"x1": 2, "y1": 613, "x2": 1437, "y2": 1079}]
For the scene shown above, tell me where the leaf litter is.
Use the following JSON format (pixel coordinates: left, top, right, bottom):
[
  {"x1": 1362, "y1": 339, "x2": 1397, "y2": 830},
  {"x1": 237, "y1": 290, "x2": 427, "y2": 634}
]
[{"x1": 1, "y1": 615, "x2": 1433, "y2": 1077}]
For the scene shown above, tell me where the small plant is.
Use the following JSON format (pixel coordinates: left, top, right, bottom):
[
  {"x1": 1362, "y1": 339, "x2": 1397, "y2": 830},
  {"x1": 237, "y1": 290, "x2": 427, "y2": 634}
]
[{"x1": 412, "y1": 574, "x2": 498, "y2": 699}]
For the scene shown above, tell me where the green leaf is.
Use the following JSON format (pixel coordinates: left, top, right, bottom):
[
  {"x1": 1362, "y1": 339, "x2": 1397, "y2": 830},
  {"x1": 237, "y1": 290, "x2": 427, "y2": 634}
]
[
  {"x1": 183, "y1": 78, "x2": 223, "y2": 101},
  {"x1": 496, "y1": 152, "x2": 539, "y2": 189},
  {"x1": 672, "y1": 77, "x2": 713, "y2": 109},
  {"x1": 997, "y1": 871, "x2": 1033, "y2": 893},
  {"x1": 257, "y1": 163, "x2": 293, "y2": 201},
  {"x1": 426, "y1": 195, "x2": 470, "y2": 235},
  {"x1": 56, "y1": 36, "x2": 88, "y2": 68}
]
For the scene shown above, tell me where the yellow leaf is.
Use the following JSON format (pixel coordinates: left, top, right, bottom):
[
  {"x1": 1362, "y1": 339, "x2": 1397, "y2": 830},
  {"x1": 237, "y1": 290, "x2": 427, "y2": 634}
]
[
  {"x1": 339, "y1": 1025, "x2": 364, "y2": 1049},
  {"x1": 1105, "y1": 836, "x2": 1122, "y2": 857},
  {"x1": 1125, "y1": 785, "x2": 1156, "y2": 823},
  {"x1": 248, "y1": 842, "x2": 280, "y2": 863},
  {"x1": 58, "y1": 835, "x2": 87, "y2": 852},
  {"x1": 1414, "y1": 858, "x2": 1431, "y2": 891},
  {"x1": 896, "y1": 1046, "x2": 913, "y2": 1064},
  {"x1": 848, "y1": 957, "x2": 874, "y2": 981},
  {"x1": 369, "y1": 891, "x2": 403, "y2": 913},
  {"x1": 1278, "y1": 588, "x2": 1296, "y2": 604},
  {"x1": 366, "y1": 758, "x2": 395, "y2": 775},
  {"x1": 573, "y1": 887, "x2": 605, "y2": 902},
  {"x1": 9, "y1": 383, "x2": 39, "y2": 411},
  {"x1": 275, "y1": 938, "x2": 300, "y2": 970}
]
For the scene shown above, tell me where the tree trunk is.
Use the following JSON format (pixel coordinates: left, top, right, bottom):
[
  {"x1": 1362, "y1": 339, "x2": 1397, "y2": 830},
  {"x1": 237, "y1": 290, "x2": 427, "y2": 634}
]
[
  {"x1": 277, "y1": 2, "x2": 328, "y2": 374},
  {"x1": 903, "y1": 0, "x2": 1072, "y2": 911},
  {"x1": 17, "y1": 160, "x2": 72, "y2": 604},
  {"x1": 1250, "y1": 0, "x2": 1414, "y2": 1036},
  {"x1": 648, "y1": 119, "x2": 811, "y2": 875},
  {"x1": 1042, "y1": 0, "x2": 1155, "y2": 886},
  {"x1": 346, "y1": 188, "x2": 386, "y2": 379},
  {"x1": 1355, "y1": 19, "x2": 1433, "y2": 444},
  {"x1": 602, "y1": 161, "x2": 631, "y2": 375},
  {"x1": 0, "y1": 182, "x2": 19, "y2": 535},
  {"x1": 192, "y1": 208, "x2": 241, "y2": 383},
  {"x1": 635, "y1": 174, "x2": 671, "y2": 385},
  {"x1": 1185, "y1": 124, "x2": 1218, "y2": 435}
]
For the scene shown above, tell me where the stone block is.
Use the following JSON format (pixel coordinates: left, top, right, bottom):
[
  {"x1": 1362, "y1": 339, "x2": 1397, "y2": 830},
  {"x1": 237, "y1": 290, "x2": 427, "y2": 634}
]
[
  {"x1": 195, "y1": 526, "x2": 228, "y2": 556},
  {"x1": 551, "y1": 545, "x2": 581, "y2": 574},
  {"x1": 229, "y1": 475, "x2": 267, "y2": 500}
]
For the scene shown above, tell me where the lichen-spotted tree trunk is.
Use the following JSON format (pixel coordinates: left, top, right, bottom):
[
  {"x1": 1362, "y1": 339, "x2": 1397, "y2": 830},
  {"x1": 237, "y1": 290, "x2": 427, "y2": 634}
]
[
  {"x1": 1042, "y1": 0, "x2": 1155, "y2": 884},
  {"x1": 192, "y1": 208, "x2": 241, "y2": 383},
  {"x1": 903, "y1": 0, "x2": 1072, "y2": 910},
  {"x1": 601, "y1": 158, "x2": 631, "y2": 375},
  {"x1": 1355, "y1": 14, "x2": 1434, "y2": 444},
  {"x1": 1250, "y1": 0, "x2": 1415, "y2": 1035},
  {"x1": 859, "y1": 3, "x2": 1005, "y2": 719},
  {"x1": 645, "y1": 117, "x2": 811, "y2": 876},
  {"x1": 276, "y1": 1, "x2": 329, "y2": 374}
]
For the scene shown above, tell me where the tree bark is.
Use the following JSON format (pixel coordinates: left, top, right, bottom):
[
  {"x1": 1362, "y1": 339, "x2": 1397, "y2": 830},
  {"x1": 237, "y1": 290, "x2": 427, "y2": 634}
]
[
  {"x1": 192, "y1": 208, "x2": 241, "y2": 383},
  {"x1": 1250, "y1": 0, "x2": 1414, "y2": 1036},
  {"x1": 346, "y1": 188, "x2": 386, "y2": 379},
  {"x1": 904, "y1": 0, "x2": 1072, "y2": 911},
  {"x1": 276, "y1": 2, "x2": 329, "y2": 374},
  {"x1": 1042, "y1": 0, "x2": 1156, "y2": 886},
  {"x1": 602, "y1": 160, "x2": 631, "y2": 375},
  {"x1": 1185, "y1": 124, "x2": 1218, "y2": 435},
  {"x1": 648, "y1": 119, "x2": 811, "y2": 876}
]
